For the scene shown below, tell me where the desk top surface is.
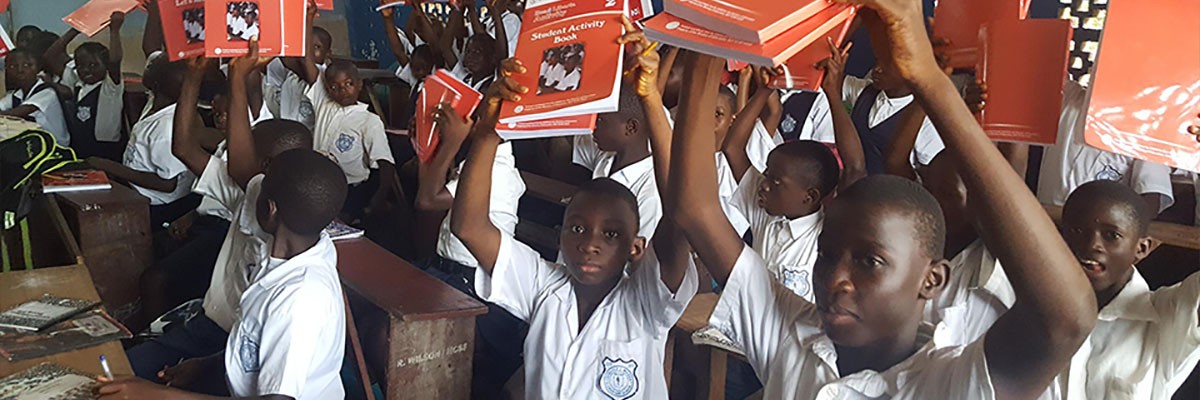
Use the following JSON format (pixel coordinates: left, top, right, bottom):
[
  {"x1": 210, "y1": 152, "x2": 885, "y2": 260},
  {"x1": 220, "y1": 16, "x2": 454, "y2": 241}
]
[
  {"x1": 336, "y1": 238, "x2": 487, "y2": 322},
  {"x1": 520, "y1": 171, "x2": 576, "y2": 206},
  {"x1": 676, "y1": 293, "x2": 719, "y2": 333},
  {"x1": 0, "y1": 265, "x2": 132, "y2": 378}
]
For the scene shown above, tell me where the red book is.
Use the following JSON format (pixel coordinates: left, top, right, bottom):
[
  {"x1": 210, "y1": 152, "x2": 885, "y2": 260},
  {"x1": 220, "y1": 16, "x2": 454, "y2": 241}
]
[
  {"x1": 159, "y1": 0, "x2": 207, "y2": 61},
  {"x1": 205, "y1": 0, "x2": 307, "y2": 58},
  {"x1": 497, "y1": 0, "x2": 625, "y2": 125},
  {"x1": 663, "y1": 0, "x2": 831, "y2": 44},
  {"x1": 495, "y1": 114, "x2": 598, "y2": 140},
  {"x1": 977, "y1": 18, "x2": 1071, "y2": 145},
  {"x1": 628, "y1": 0, "x2": 656, "y2": 21},
  {"x1": 315, "y1": 0, "x2": 332, "y2": 10},
  {"x1": 1084, "y1": 0, "x2": 1200, "y2": 172},
  {"x1": 643, "y1": 5, "x2": 856, "y2": 67},
  {"x1": 41, "y1": 170, "x2": 112, "y2": 193},
  {"x1": 414, "y1": 69, "x2": 483, "y2": 163},
  {"x1": 932, "y1": 0, "x2": 1028, "y2": 69},
  {"x1": 0, "y1": 22, "x2": 14, "y2": 59},
  {"x1": 768, "y1": 11, "x2": 855, "y2": 90},
  {"x1": 62, "y1": 0, "x2": 141, "y2": 37}
]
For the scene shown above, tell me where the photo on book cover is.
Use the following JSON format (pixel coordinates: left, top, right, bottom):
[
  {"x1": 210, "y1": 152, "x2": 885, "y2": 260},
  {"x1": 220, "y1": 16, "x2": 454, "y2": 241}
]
[
  {"x1": 226, "y1": 1, "x2": 260, "y2": 42},
  {"x1": 183, "y1": 6, "x2": 205, "y2": 43},
  {"x1": 537, "y1": 43, "x2": 584, "y2": 95}
]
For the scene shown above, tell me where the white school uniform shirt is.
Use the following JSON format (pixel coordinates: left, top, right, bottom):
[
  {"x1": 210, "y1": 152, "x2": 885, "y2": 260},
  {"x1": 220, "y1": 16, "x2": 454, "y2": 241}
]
[
  {"x1": 484, "y1": 11, "x2": 521, "y2": 58},
  {"x1": 1037, "y1": 80, "x2": 1174, "y2": 212},
  {"x1": 307, "y1": 72, "x2": 396, "y2": 185},
  {"x1": 728, "y1": 169, "x2": 823, "y2": 301},
  {"x1": 923, "y1": 239, "x2": 1015, "y2": 347},
  {"x1": 123, "y1": 104, "x2": 197, "y2": 205},
  {"x1": 0, "y1": 79, "x2": 70, "y2": 145},
  {"x1": 708, "y1": 247, "x2": 996, "y2": 399},
  {"x1": 194, "y1": 143, "x2": 234, "y2": 222},
  {"x1": 806, "y1": 77, "x2": 946, "y2": 166},
  {"x1": 715, "y1": 152, "x2": 750, "y2": 235},
  {"x1": 61, "y1": 61, "x2": 125, "y2": 143},
  {"x1": 437, "y1": 142, "x2": 526, "y2": 268},
  {"x1": 225, "y1": 232, "x2": 345, "y2": 400},
  {"x1": 1059, "y1": 269, "x2": 1200, "y2": 400},
  {"x1": 572, "y1": 136, "x2": 662, "y2": 240},
  {"x1": 195, "y1": 167, "x2": 270, "y2": 332},
  {"x1": 554, "y1": 68, "x2": 582, "y2": 92},
  {"x1": 474, "y1": 234, "x2": 698, "y2": 399}
]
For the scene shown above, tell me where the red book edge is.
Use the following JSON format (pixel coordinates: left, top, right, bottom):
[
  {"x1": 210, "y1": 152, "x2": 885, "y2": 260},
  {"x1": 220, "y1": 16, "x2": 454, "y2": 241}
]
[
  {"x1": 63, "y1": 0, "x2": 142, "y2": 37},
  {"x1": 663, "y1": 0, "x2": 831, "y2": 44},
  {"x1": 768, "y1": 11, "x2": 856, "y2": 90},
  {"x1": 978, "y1": 19, "x2": 1071, "y2": 145},
  {"x1": 643, "y1": 5, "x2": 855, "y2": 67}
]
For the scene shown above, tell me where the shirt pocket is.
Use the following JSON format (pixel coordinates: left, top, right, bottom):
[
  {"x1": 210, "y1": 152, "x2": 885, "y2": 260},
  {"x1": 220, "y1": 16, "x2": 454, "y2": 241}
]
[{"x1": 594, "y1": 338, "x2": 650, "y2": 400}]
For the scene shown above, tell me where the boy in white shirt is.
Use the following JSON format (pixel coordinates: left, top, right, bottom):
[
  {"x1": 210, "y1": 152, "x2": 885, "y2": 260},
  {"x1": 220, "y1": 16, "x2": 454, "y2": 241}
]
[
  {"x1": 111, "y1": 45, "x2": 346, "y2": 400},
  {"x1": 268, "y1": 27, "x2": 331, "y2": 131},
  {"x1": 0, "y1": 49, "x2": 70, "y2": 145},
  {"x1": 667, "y1": 3, "x2": 1095, "y2": 398},
  {"x1": 450, "y1": 53, "x2": 697, "y2": 399},
  {"x1": 1057, "y1": 180, "x2": 1200, "y2": 399}
]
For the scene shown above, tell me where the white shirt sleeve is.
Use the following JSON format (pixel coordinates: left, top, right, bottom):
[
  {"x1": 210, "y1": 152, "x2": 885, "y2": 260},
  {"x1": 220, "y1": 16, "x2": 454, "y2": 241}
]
[
  {"x1": 0, "y1": 92, "x2": 13, "y2": 110},
  {"x1": 730, "y1": 169, "x2": 771, "y2": 237},
  {"x1": 192, "y1": 156, "x2": 245, "y2": 212},
  {"x1": 253, "y1": 283, "x2": 343, "y2": 398},
  {"x1": 912, "y1": 119, "x2": 946, "y2": 166},
  {"x1": 474, "y1": 234, "x2": 569, "y2": 321},
  {"x1": 360, "y1": 116, "x2": 395, "y2": 167},
  {"x1": 305, "y1": 71, "x2": 329, "y2": 107},
  {"x1": 629, "y1": 245, "x2": 699, "y2": 333},
  {"x1": 707, "y1": 246, "x2": 819, "y2": 372},
  {"x1": 572, "y1": 134, "x2": 601, "y2": 171},
  {"x1": 1129, "y1": 160, "x2": 1175, "y2": 212},
  {"x1": 805, "y1": 90, "x2": 835, "y2": 144},
  {"x1": 147, "y1": 126, "x2": 190, "y2": 181},
  {"x1": 899, "y1": 338, "x2": 996, "y2": 399},
  {"x1": 21, "y1": 87, "x2": 58, "y2": 113},
  {"x1": 1150, "y1": 272, "x2": 1200, "y2": 378}
]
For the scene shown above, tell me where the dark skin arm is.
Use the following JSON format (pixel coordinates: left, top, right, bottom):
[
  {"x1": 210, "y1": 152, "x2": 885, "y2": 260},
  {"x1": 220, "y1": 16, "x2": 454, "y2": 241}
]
[
  {"x1": 437, "y1": 4, "x2": 468, "y2": 67},
  {"x1": 106, "y1": 12, "x2": 126, "y2": 83},
  {"x1": 142, "y1": 0, "x2": 165, "y2": 56},
  {"x1": 44, "y1": 29, "x2": 80, "y2": 78},
  {"x1": 838, "y1": 2, "x2": 1095, "y2": 399},
  {"x1": 379, "y1": 3, "x2": 411, "y2": 66},
  {"x1": 87, "y1": 156, "x2": 178, "y2": 193},
  {"x1": 882, "y1": 103, "x2": 926, "y2": 180},
  {"x1": 171, "y1": 58, "x2": 215, "y2": 176},
  {"x1": 1, "y1": 105, "x2": 42, "y2": 118},
  {"x1": 414, "y1": 107, "x2": 471, "y2": 212},
  {"x1": 656, "y1": 46, "x2": 678, "y2": 96},
  {"x1": 226, "y1": 39, "x2": 275, "y2": 189},
  {"x1": 488, "y1": 0, "x2": 511, "y2": 60},
  {"x1": 817, "y1": 38, "x2": 867, "y2": 190},
  {"x1": 720, "y1": 67, "x2": 772, "y2": 181}
]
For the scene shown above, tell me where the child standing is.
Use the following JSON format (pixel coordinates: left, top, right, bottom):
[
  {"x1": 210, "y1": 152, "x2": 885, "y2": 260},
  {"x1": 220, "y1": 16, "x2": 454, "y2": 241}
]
[{"x1": 46, "y1": 12, "x2": 127, "y2": 161}]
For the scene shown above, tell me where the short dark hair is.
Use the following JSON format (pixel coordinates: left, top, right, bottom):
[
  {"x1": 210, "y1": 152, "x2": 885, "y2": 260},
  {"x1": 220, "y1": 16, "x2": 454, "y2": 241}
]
[
  {"x1": 571, "y1": 178, "x2": 640, "y2": 224},
  {"x1": 1064, "y1": 179, "x2": 1151, "y2": 236},
  {"x1": 717, "y1": 85, "x2": 736, "y2": 111},
  {"x1": 840, "y1": 175, "x2": 946, "y2": 259},
  {"x1": 16, "y1": 25, "x2": 41, "y2": 40},
  {"x1": 312, "y1": 26, "x2": 332, "y2": 49},
  {"x1": 325, "y1": 59, "x2": 360, "y2": 80},
  {"x1": 614, "y1": 81, "x2": 646, "y2": 132},
  {"x1": 262, "y1": 149, "x2": 347, "y2": 235},
  {"x1": 411, "y1": 44, "x2": 437, "y2": 66},
  {"x1": 253, "y1": 119, "x2": 314, "y2": 158},
  {"x1": 771, "y1": 140, "x2": 840, "y2": 198},
  {"x1": 74, "y1": 42, "x2": 112, "y2": 65}
]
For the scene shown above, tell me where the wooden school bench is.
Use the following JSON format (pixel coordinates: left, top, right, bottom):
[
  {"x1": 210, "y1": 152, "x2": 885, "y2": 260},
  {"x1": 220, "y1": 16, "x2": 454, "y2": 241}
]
[{"x1": 335, "y1": 237, "x2": 488, "y2": 400}]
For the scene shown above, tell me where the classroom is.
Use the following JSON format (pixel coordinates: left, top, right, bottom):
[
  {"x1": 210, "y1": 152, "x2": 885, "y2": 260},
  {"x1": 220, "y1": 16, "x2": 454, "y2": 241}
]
[{"x1": 0, "y1": 0, "x2": 1198, "y2": 399}]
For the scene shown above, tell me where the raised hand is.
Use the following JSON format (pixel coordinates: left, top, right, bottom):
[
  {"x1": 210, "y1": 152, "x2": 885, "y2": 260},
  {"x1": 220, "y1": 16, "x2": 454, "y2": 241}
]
[
  {"x1": 228, "y1": 37, "x2": 273, "y2": 78},
  {"x1": 109, "y1": 11, "x2": 125, "y2": 30},
  {"x1": 817, "y1": 37, "x2": 853, "y2": 94},
  {"x1": 834, "y1": 0, "x2": 937, "y2": 84},
  {"x1": 617, "y1": 16, "x2": 660, "y2": 99},
  {"x1": 482, "y1": 58, "x2": 529, "y2": 123},
  {"x1": 433, "y1": 101, "x2": 473, "y2": 146}
]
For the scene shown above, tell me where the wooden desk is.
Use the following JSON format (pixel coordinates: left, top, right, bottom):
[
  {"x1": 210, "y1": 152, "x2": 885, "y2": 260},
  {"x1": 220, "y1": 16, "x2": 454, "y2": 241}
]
[
  {"x1": 336, "y1": 238, "x2": 488, "y2": 400},
  {"x1": 519, "y1": 171, "x2": 576, "y2": 206},
  {"x1": 669, "y1": 293, "x2": 740, "y2": 400},
  {"x1": 55, "y1": 184, "x2": 153, "y2": 331},
  {"x1": 0, "y1": 265, "x2": 132, "y2": 378}
]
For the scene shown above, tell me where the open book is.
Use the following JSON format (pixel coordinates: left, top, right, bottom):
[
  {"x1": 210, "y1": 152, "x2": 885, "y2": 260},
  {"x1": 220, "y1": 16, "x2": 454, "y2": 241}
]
[
  {"x1": 205, "y1": 0, "x2": 308, "y2": 57},
  {"x1": 0, "y1": 295, "x2": 99, "y2": 332},
  {"x1": 0, "y1": 310, "x2": 132, "y2": 361},
  {"x1": 0, "y1": 363, "x2": 95, "y2": 400}
]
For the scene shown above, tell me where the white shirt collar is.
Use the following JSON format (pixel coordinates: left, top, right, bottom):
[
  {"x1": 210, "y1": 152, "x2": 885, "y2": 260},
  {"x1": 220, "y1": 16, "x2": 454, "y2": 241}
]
[
  {"x1": 597, "y1": 153, "x2": 653, "y2": 182},
  {"x1": 1098, "y1": 269, "x2": 1158, "y2": 322},
  {"x1": 802, "y1": 322, "x2": 952, "y2": 396},
  {"x1": 779, "y1": 208, "x2": 824, "y2": 238},
  {"x1": 251, "y1": 232, "x2": 336, "y2": 288}
]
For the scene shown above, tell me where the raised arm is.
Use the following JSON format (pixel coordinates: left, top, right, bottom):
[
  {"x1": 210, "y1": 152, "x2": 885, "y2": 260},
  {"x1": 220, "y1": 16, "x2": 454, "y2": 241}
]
[
  {"x1": 668, "y1": 51, "x2": 745, "y2": 286},
  {"x1": 655, "y1": 46, "x2": 678, "y2": 96},
  {"x1": 379, "y1": 4, "x2": 411, "y2": 66},
  {"x1": 488, "y1": 0, "x2": 511, "y2": 61},
  {"x1": 142, "y1": 0, "x2": 165, "y2": 56},
  {"x1": 226, "y1": 39, "x2": 273, "y2": 188},
  {"x1": 414, "y1": 109, "x2": 471, "y2": 212},
  {"x1": 43, "y1": 29, "x2": 80, "y2": 79},
  {"x1": 450, "y1": 58, "x2": 525, "y2": 274},
  {"x1": 817, "y1": 38, "x2": 866, "y2": 190},
  {"x1": 842, "y1": 2, "x2": 1096, "y2": 399},
  {"x1": 171, "y1": 58, "x2": 214, "y2": 176},
  {"x1": 721, "y1": 67, "x2": 772, "y2": 180}
]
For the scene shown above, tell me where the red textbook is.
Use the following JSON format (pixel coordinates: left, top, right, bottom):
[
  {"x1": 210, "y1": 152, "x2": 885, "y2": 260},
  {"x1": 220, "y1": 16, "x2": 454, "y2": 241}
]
[
  {"x1": 159, "y1": 0, "x2": 207, "y2": 61},
  {"x1": 643, "y1": 4, "x2": 856, "y2": 67},
  {"x1": 932, "y1": 0, "x2": 1029, "y2": 69},
  {"x1": 415, "y1": 69, "x2": 483, "y2": 163},
  {"x1": 768, "y1": 11, "x2": 855, "y2": 90},
  {"x1": 495, "y1": 114, "x2": 597, "y2": 140},
  {"x1": 663, "y1": 0, "x2": 831, "y2": 44},
  {"x1": 1084, "y1": 0, "x2": 1200, "y2": 172},
  {"x1": 41, "y1": 170, "x2": 112, "y2": 193},
  {"x1": 205, "y1": 0, "x2": 308, "y2": 58},
  {"x1": 628, "y1": 0, "x2": 657, "y2": 21},
  {"x1": 497, "y1": 0, "x2": 626, "y2": 125},
  {"x1": 0, "y1": 22, "x2": 14, "y2": 59},
  {"x1": 315, "y1": 0, "x2": 333, "y2": 10},
  {"x1": 977, "y1": 18, "x2": 1071, "y2": 145},
  {"x1": 62, "y1": 0, "x2": 142, "y2": 37}
]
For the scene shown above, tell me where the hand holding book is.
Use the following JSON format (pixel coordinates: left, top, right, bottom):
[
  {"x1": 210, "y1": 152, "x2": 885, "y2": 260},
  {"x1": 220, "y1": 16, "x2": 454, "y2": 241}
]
[
  {"x1": 816, "y1": 37, "x2": 853, "y2": 95},
  {"x1": 227, "y1": 37, "x2": 273, "y2": 78},
  {"x1": 616, "y1": 16, "x2": 660, "y2": 100}
]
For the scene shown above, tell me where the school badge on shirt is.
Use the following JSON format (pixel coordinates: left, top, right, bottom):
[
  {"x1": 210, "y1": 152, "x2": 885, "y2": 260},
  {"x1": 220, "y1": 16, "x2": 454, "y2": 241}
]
[
  {"x1": 238, "y1": 335, "x2": 261, "y2": 373},
  {"x1": 599, "y1": 357, "x2": 638, "y2": 400},
  {"x1": 336, "y1": 133, "x2": 356, "y2": 153},
  {"x1": 782, "y1": 269, "x2": 810, "y2": 298},
  {"x1": 77, "y1": 105, "x2": 93, "y2": 122},
  {"x1": 780, "y1": 114, "x2": 797, "y2": 134}
]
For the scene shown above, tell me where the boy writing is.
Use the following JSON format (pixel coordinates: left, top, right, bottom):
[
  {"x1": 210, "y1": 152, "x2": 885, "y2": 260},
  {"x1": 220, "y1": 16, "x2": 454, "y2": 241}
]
[{"x1": 669, "y1": 0, "x2": 1095, "y2": 398}]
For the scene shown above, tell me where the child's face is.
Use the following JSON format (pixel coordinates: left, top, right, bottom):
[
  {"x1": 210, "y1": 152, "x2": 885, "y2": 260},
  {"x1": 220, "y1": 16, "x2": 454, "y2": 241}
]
[
  {"x1": 311, "y1": 35, "x2": 331, "y2": 65},
  {"x1": 5, "y1": 54, "x2": 39, "y2": 90},
  {"x1": 212, "y1": 95, "x2": 230, "y2": 132},
  {"x1": 411, "y1": 57, "x2": 433, "y2": 82},
  {"x1": 713, "y1": 98, "x2": 734, "y2": 147},
  {"x1": 324, "y1": 70, "x2": 362, "y2": 107},
  {"x1": 1061, "y1": 199, "x2": 1150, "y2": 294},
  {"x1": 74, "y1": 50, "x2": 108, "y2": 85},
  {"x1": 758, "y1": 154, "x2": 818, "y2": 217},
  {"x1": 559, "y1": 192, "x2": 644, "y2": 287},
  {"x1": 813, "y1": 201, "x2": 944, "y2": 348},
  {"x1": 591, "y1": 113, "x2": 636, "y2": 152},
  {"x1": 462, "y1": 39, "x2": 492, "y2": 76}
]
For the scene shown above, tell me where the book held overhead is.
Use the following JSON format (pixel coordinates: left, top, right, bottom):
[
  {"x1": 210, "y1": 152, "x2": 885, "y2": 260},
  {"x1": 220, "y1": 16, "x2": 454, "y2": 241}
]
[
  {"x1": 63, "y1": 0, "x2": 142, "y2": 37},
  {"x1": 416, "y1": 70, "x2": 483, "y2": 163},
  {"x1": 978, "y1": 18, "x2": 1072, "y2": 145},
  {"x1": 159, "y1": 0, "x2": 208, "y2": 61}
]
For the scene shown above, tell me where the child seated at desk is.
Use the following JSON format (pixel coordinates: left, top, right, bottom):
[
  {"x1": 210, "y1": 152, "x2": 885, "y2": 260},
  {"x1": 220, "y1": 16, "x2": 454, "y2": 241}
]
[
  {"x1": 42, "y1": 11, "x2": 127, "y2": 162},
  {"x1": 0, "y1": 49, "x2": 70, "y2": 146}
]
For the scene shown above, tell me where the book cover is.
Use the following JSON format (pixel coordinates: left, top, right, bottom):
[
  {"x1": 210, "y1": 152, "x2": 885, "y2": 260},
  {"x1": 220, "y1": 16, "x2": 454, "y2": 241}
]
[
  {"x1": 495, "y1": 113, "x2": 597, "y2": 140},
  {"x1": 497, "y1": 0, "x2": 626, "y2": 125},
  {"x1": 0, "y1": 296, "x2": 99, "y2": 332},
  {"x1": 977, "y1": 18, "x2": 1071, "y2": 145},
  {"x1": 932, "y1": 0, "x2": 1029, "y2": 69},
  {"x1": 41, "y1": 170, "x2": 112, "y2": 193},
  {"x1": 324, "y1": 221, "x2": 364, "y2": 241},
  {"x1": 415, "y1": 69, "x2": 483, "y2": 163},
  {"x1": 0, "y1": 22, "x2": 14, "y2": 59},
  {"x1": 315, "y1": 0, "x2": 333, "y2": 10},
  {"x1": 643, "y1": 5, "x2": 856, "y2": 67},
  {"x1": 62, "y1": 0, "x2": 142, "y2": 37},
  {"x1": 205, "y1": 0, "x2": 307, "y2": 58},
  {"x1": 768, "y1": 11, "x2": 855, "y2": 90},
  {"x1": 159, "y1": 0, "x2": 207, "y2": 61},
  {"x1": 663, "y1": 0, "x2": 831, "y2": 44},
  {"x1": 1083, "y1": 0, "x2": 1200, "y2": 172},
  {"x1": 627, "y1": 0, "x2": 657, "y2": 21},
  {"x1": 0, "y1": 363, "x2": 95, "y2": 400},
  {"x1": 0, "y1": 310, "x2": 132, "y2": 361}
]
